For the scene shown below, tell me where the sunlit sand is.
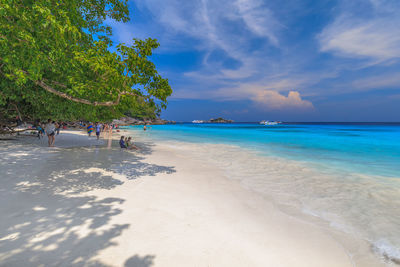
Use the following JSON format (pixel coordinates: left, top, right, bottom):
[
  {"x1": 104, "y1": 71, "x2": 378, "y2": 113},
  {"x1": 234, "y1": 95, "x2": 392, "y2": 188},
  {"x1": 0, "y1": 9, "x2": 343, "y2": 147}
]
[{"x1": 0, "y1": 130, "x2": 381, "y2": 266}]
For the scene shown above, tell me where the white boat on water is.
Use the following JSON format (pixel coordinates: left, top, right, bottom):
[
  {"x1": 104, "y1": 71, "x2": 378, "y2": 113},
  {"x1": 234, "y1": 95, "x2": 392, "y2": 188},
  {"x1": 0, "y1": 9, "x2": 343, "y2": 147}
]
[
  {"x1": 192, "y1": 120, "x2": 204, "y2": 123},
  {"x1": 260, "y1": 120, "x2": 281, "y2": 125}
]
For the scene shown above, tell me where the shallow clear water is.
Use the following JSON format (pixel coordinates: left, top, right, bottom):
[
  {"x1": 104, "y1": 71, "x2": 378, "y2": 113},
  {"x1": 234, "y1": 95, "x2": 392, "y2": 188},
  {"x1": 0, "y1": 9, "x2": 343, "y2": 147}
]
[
  {"x1": 126, "y1": 122, "x2": 400, "y2": 264},
  {"x1": 129, "y1": 123, "x2": 400, "y2": 177}
]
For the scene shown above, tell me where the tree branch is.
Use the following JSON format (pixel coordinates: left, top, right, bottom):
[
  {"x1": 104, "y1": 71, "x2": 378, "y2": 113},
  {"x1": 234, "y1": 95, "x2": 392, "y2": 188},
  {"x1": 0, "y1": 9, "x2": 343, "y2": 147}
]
[
  {"x1": 36, "y1": 79, "x2": 143, "y2": 106},
  {"x1": 1, "y1": 68, "x2": 146, "y2": 107}
]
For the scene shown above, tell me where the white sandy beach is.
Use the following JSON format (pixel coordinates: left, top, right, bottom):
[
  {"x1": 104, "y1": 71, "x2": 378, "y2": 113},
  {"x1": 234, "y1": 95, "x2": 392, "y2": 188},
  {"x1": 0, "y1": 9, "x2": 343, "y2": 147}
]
[{"x1": 0, "y1": 130, "x2": 384, "y2": 266}]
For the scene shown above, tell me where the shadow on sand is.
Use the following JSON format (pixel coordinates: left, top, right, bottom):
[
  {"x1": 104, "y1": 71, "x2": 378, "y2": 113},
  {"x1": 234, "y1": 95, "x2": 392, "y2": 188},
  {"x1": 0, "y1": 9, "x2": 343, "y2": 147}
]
[
  {"x1": 124, "y1": 255, "x2": 155, "y2": 267},
  {"x1": 0, "y1": 140, "x2": 173, "y2": 266}
]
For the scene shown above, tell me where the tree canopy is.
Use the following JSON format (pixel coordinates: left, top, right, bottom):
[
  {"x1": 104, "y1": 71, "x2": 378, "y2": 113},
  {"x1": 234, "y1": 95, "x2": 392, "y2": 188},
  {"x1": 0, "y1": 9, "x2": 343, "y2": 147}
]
[{"x1": 0, "y1": 0, "x2": 172, "y2": 123}]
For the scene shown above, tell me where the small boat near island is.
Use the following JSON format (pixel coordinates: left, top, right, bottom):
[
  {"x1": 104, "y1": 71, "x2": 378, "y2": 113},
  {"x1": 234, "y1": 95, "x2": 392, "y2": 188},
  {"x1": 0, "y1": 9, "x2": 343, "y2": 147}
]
[
  {"x1": 260, "y1": 120, "x2": 281, "y2": 125},
  {"x1": 192, "y1": 120, "x2": 204, "y2": 123}
]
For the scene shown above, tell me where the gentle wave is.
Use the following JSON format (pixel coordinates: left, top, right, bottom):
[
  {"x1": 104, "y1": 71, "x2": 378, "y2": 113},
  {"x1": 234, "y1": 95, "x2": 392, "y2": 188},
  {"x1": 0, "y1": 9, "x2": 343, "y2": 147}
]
[{"x1": 175, "y1": 141, "x2": 400, "y2": 265}]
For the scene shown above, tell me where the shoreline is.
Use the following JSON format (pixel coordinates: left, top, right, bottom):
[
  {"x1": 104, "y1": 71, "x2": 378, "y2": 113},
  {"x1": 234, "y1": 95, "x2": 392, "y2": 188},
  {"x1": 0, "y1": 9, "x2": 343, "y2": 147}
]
[
  {"x1": 126, "y1": 128, "x2": 397, "y2": 266},
  {"x1": 0, "y1": 130, "x2": 385, "y2": 266}
]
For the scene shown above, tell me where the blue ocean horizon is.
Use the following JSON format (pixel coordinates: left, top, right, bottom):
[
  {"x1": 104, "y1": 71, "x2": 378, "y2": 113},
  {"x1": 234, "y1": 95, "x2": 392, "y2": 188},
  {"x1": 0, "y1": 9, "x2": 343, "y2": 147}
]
[{"x1": 128, "y1": 122, "x2": 400, "y2": 177}]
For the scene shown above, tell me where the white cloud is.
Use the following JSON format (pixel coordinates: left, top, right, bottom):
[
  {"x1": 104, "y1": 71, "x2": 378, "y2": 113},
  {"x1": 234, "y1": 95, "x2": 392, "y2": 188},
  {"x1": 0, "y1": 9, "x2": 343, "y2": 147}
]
[
  {"x1": 108, "y1": 0, "x2": 400, "y2": 114},
  {"x1": 133, "y1": 0, "x2": 280, "y2": 67},
  {"x1": 172, "y1": 76, "x2": 314, "y2": 111},
  {"x1": 319, "y1": 17, "x2": 400, "y2": 62},
  {"x1": 319, "y1": 1, "x2": 400, "y2": 63},
  {"x1": 235, "y1": 0, "x2": 280, "y2": 46},
  {"x1": 253, "y1": 90, "x2": 314, "y2": 110},
  {"x1": 136, "y1": 0, "x2": 280, "y2": 47}
]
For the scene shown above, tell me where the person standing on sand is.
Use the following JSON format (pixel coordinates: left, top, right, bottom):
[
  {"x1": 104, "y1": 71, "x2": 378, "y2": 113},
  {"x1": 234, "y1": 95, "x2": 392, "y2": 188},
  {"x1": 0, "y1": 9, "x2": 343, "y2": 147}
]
[
  {"x1": 40, "y1": 122, "x2": 45, "y2": 138},
  {"x1": 55, "y1": 121, "x2": 61, "y2": 135},
  {"x1": 34, "y1": 119, "x2": 43, "y2": 139},
  {"x1": 95, "y1": 122, "x2": 102, "y2": 140},
  {"x1": 45, "y1": 119, "x2": 56, "y2": 147},
  {"x1": 87, "y1": 122, "x2": 94, "y2": 137}
]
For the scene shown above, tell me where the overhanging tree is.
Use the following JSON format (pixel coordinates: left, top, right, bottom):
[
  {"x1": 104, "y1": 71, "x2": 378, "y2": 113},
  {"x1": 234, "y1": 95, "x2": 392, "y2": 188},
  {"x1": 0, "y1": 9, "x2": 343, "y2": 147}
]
[{"x1": 0, "y1": 0, "x2": 172, "y2": 124}]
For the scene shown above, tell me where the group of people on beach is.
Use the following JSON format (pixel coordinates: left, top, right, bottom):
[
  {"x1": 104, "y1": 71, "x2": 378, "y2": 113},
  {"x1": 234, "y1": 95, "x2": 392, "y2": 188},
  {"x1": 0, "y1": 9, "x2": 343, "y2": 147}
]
[
  {"x1": 35, "y1": 119, "x2": 63, "y2": 139},
  {"x1": 86, "y1": 122, "x2": 139, "y2": 150},
  {"x1": 119, "y1": 136, "x2": 139, "y2": 150},
  {"x1": 86, "y1": 122, "x2": 117, "y2": 140},
  {"x1": 42, "y1": 119, "x2": 58, "y2": 147},
  {"x1": 34, "y1": 119, "x2": 140, "y2": 149},
  {"x1": 33, "y1": 119, "x2": 64, "y2": 147}
]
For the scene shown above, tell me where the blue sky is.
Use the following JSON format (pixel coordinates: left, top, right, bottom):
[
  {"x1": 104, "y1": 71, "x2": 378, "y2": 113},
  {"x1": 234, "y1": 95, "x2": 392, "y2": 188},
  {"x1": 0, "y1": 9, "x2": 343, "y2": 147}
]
[{"x1": 108, "y1": 0, "x2": 400, "y2": 122}]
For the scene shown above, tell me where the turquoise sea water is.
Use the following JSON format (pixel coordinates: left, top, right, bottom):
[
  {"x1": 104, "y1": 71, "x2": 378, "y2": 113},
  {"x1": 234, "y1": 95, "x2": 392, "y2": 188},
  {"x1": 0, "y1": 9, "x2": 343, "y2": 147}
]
[
  {"x1": 130, "y1": 123, "x2": 400, "y2": 177},
  {"x1": 126, "y1": 122, "x2": 400, "y2": 263}
]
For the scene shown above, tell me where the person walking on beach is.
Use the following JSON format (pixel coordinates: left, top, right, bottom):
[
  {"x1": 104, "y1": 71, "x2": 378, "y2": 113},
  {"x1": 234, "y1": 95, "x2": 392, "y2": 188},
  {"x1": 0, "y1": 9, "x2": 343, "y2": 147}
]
[
  {"x1": 40, "y1": 122, "x2": 45, "y2": 138},
  {"x1": 45, "y1": 119, "x2": 56, "y2": 147},
  {"x1": 55, "y1": 121, "x2": 61, "y2": 135},
  {"x1": 34, "y1": 119, "x2": 44, "y2": 139},
  {"x1": 95, "y1": 122, "x2": 102, "y2": 140}
]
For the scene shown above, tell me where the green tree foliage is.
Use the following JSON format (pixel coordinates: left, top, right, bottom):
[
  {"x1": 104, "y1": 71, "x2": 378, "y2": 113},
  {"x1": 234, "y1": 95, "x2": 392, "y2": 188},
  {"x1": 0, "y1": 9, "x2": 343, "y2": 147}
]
[
  {"x1": 0, "y1": 0, "x2": 172, "y2": 123},
  {"x1": 124, "y1": 97, "x2": 159, "y2": 120}
]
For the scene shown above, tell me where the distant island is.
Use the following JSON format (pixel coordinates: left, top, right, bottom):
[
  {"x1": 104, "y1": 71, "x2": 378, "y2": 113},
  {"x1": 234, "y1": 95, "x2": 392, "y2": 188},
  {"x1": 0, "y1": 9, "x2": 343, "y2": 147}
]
[
  {"x1": 208, "y1": 117, "x2": 234, "y2": 123},
  {"x1": 192, "y1": 118, "x2": 234, "y2": 123},
  {"x1": 113, "y1": 116, "x2": 175, "y2": 126}
]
